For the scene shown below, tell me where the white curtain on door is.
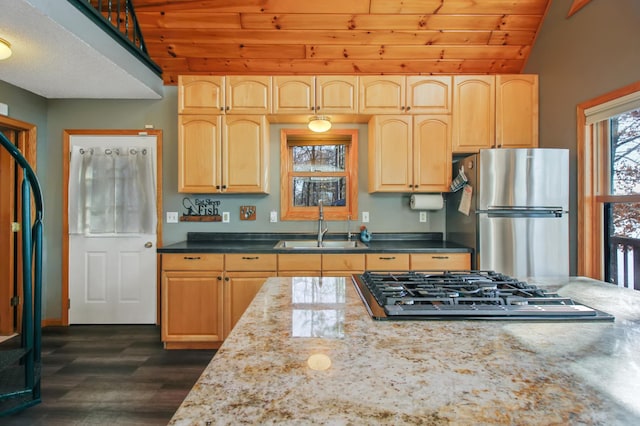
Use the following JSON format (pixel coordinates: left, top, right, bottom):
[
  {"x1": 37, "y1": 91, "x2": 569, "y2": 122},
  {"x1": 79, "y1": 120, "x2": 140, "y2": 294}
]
[{"x1": 68, "y1": 146, "x2": 157, "y2": 234}]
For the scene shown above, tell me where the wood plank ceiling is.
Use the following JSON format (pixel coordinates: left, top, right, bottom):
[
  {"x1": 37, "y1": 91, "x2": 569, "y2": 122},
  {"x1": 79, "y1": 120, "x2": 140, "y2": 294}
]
[{"x1": 132, "y1": 0, "x2": 552, "y2": 85}]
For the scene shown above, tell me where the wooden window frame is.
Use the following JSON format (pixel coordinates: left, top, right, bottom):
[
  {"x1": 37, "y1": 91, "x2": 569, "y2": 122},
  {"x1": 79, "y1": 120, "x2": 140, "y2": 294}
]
[
  {"x1": 577, "y1": 81, "x2": 640, "y2": 279},
  {"x1": 280, "y1": 128, "x2": 358, "y2": 221}
]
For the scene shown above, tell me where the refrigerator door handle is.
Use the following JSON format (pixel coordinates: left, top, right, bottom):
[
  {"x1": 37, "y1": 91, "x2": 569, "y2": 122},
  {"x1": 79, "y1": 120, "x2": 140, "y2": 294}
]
[{"x1": 482, "y1": 207, "x2": 566, "y2": 218}]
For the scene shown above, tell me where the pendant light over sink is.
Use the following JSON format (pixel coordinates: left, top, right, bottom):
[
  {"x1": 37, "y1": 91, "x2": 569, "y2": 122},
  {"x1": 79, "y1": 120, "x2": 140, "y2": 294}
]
[{"x1": 308, "y1": 115, "x2": 331, "y2": 133}]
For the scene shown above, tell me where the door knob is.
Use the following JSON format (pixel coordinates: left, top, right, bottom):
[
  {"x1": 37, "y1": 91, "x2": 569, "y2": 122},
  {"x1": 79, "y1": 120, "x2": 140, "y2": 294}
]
[{"x1": 144, "y1": 241, "x2": 153, "y2": 248}]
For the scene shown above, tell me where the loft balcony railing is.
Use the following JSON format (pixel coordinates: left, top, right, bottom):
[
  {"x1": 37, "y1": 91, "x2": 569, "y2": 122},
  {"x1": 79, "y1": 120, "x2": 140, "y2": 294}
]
[
  {"x1": 607, "y1": 236, "x2": 640, "y2": 291},
  {"x1": 67, "y1": 0, "x2": 161, "y2": 77}
]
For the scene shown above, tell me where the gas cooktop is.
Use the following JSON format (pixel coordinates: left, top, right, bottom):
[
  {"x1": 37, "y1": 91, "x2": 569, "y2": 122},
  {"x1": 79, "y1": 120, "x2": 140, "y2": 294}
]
[{"x1": 352, "y1": 271, "x2": 614, "y2": 321}]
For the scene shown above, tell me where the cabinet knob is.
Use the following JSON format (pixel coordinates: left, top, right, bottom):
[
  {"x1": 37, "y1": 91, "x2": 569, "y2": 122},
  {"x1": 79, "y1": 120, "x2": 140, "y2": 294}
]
[
  {"x1": 217, "y1": 276, "x2": 222, "y2": 280},
  {"x1": 224, "y1": 277, "x2": 230, "y2": 282},
  {"x1": 405, "y1": 106, "x2": 411, "y2": 112},
  {"x1": 144, "y1": 241, "x2": 153, "y2": 248}
]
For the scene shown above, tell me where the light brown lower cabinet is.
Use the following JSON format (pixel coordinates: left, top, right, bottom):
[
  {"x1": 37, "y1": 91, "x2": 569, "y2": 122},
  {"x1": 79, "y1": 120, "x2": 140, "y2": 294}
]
[
  {"x1": 161, "y1": 254, "x2": 225, "y2": 349},
  {"x1": 161, "y1": 253, "x2": 275, "y2": 349},
  {"x1": 322, "y1": 253, "x2": 365, "y2": 276},
  {"x1": 410, "y1": 253, "x2": 471, "y2": 271},
  {"x1": 277, "y1": 253, "x2": 322, "y2": 277}
]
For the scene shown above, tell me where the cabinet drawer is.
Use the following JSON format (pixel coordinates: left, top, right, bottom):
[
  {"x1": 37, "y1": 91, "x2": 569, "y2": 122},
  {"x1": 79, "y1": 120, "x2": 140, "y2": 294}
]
[
  {"x1": 162, "y1": 253, "x2": 224, "y2": 271},
  {"x1": 366, "y1": 253, "x2": 410, "y2": 270},
  {"x1": 225, "y1": 254, "x2": 277, "y2": 271},
  {"x1": 278, "y1": 254, "x2": 322, "y2": 271},
  {"x1": 322, "y1": 254, "x2": 365, "y2": 272},
  {"x1": 410, "y1": 253, "x2": 471, "y2": 271}
]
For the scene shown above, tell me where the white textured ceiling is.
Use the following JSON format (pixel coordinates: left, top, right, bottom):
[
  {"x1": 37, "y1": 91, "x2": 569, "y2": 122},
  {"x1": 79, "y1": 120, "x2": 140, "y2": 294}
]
[{"x1": 0, "y1": 0, "x2": 163, "y2": 99}]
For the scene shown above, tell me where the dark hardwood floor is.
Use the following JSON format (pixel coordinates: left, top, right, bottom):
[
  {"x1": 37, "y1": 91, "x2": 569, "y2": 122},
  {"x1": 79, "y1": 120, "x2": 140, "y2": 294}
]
[{"x1": 1, "y1": 325, "x2": 216, "y2": 425}]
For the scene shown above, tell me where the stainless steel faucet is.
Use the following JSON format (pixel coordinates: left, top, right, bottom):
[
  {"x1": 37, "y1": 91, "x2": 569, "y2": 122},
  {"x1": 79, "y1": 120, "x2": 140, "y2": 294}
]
[{"x1": 317, "y1": 200, "x2": 328, "y2": 246}]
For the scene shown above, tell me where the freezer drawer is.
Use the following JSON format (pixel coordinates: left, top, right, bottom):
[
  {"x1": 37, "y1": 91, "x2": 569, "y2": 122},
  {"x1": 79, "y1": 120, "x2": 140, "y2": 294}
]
[{"x1": 478, "y1": 213, "x2": 568, "y2": 278}]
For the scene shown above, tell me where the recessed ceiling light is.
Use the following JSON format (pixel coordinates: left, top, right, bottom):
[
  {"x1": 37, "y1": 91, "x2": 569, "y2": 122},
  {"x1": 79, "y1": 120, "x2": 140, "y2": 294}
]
[{"x1": 0, "y1": 38, "x2": 12, "y2": 60}]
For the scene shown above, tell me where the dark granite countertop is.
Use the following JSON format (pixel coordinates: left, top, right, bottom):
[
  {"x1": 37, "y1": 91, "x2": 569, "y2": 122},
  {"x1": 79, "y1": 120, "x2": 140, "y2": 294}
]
[{"x1": 158, "y1": 232, "x2": 472, "y2": 254}]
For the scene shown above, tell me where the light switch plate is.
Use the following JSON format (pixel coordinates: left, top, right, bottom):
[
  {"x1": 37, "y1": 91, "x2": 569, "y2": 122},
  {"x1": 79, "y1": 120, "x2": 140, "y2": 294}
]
[
  {"x1": 270, "y1": 210, "x2": 278, "y2": 223},
  {"x1": 166, "y1": 212, "x2": 178, "y2": 223},
  {"x1": 362, "y1": 212, "x2": 369, "y2": 223},
  {"x1": 419, "y1": 211, "x2": 427, "y2": 223},
  {"x1": 222, "y1": 212, "x2": 230, "y2": 223}
]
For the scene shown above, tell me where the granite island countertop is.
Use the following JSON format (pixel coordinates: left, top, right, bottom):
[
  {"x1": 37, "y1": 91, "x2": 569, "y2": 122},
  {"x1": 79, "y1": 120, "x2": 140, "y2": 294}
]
[{"x1": 169, "y1": 276, "x2": 640, "y2": 425}]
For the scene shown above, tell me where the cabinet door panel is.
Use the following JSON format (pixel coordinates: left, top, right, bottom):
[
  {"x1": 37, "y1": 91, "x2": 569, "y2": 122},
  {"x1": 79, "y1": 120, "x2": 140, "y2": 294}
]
[
  {"x1": 496, "y1": 75, "x2": 538, "y2": 149},
  {"x1": 413, "y1": 115, "x2": 451, "y2": 192},
  {"x1": 359, "y1": 76, "x2": 404, "y2": 114},
  {"x1": 178, "y1": 76, "x2": 224, "y2": 114},
  {"x1": 452, "y1": 76, "x2": 495, "y2": 153},
  {"x1": 407, "y1": 76, "x2": 452, "y2": 114},
  {"x1": 225, "y1": 76, "x2": 271, "y2": 114},
  {"x1": 316, "y1": 76, "x2": 358, "y2": 114},
  {"x1": 178, "y1": 115, "x2": 221, "y2": 193},
  {"x1": 368, "y1": 115, "x2": 412, "y2": 192},
  {"x1": 224, "y1": 272, "x2": 273, "y2": 336},
  {"x1": 273, "y1": 76, "x2": 314, "y2": 114},
  {"x1": 278, "y1": 254, "x2": 322, "y2": 271},
  {"x1": 223, "y1": 115, "x2": 269, "y2": 193},
  {"x1": 162, "y1": 271, "x2": 224, "y2": 342},
  {"x1": 322, "y1": 254, "x2": 365, "y2": 272}
]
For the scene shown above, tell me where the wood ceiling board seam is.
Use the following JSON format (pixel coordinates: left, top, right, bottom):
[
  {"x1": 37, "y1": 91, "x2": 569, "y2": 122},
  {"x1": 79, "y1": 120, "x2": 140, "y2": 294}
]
[
  {"x1": 306, "y1": 45, "x2": 528, "y2": 60},
  {"x1": 369, "y1": 0, "x2": 548, "y2": 15},
  {"x1": 133, "y1": 0, "x2": 371, "y2": 13}
]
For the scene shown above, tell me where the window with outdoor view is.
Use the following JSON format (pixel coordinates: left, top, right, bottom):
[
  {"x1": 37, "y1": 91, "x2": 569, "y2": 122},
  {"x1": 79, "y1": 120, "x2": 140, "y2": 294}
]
[
  {"x1": 605, "y1": 107, "x2": 640, "y2": 287},
  {"x1": 280, "y1": 129, "x2": 358, "y2": 221},
  {"x1": 578, "y1": 83, "x2": 640, "y2": 288}
]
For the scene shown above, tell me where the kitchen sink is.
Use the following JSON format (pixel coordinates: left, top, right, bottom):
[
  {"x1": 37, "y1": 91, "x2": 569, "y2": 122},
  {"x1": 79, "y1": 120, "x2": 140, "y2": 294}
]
[{"x1": 274, "y1": 240, "x2": 368, "y2": 250}]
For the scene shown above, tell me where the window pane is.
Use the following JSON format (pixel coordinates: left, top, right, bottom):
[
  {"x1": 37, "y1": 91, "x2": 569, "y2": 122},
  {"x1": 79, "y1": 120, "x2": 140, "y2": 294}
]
[
  {"x1": 610, "y1": 202, "x2": 640, "y2": 238},
  {"x1": 610, "y1": 108, "x2": 640, "y2": 195},
  {"x1": 292, "y1": 177, "x2": 347, "y2": 207},
  {"x1": 292, "y1": 145, "x2": 345, "y2": 172}
]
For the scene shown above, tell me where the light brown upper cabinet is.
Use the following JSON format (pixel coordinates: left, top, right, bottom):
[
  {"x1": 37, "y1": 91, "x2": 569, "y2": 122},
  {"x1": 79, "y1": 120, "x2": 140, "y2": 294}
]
[
  {"x1": 368, "y1": 115, "x2": 451, "y2": 193},
  {"x1": 225, "y1": 76, "x2": 272, "y2": 114},
  {"x1": 178, "y1": 115, "x2": 269, "y2": 193},
  {"x1": 451, "y1": 76, "x2": 496, "y2": 153},
  {"x1": 178, "y1": 75, "x2": 225, "y2": 114},
  {"x1": 272, "y1": 76, "x2": 358, "y2": 114},
  {"x1": 178, "y1": 76, "x2": 271, "y2": 115},
  {"x1": 496, "y1": 75, "x2": 539, "y2": 149},
  {"x1": 359, "y1": 76, "x2": 452, "y2": 115},
  {"x1": 452, "y1": 75, "x2": 539, "y2": 153}
]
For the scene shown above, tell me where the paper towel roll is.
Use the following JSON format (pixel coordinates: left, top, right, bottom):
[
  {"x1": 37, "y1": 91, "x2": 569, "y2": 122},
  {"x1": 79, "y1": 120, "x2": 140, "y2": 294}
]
[{"x1": 410, "y1": 194, "x2": 443, "y2": 210}]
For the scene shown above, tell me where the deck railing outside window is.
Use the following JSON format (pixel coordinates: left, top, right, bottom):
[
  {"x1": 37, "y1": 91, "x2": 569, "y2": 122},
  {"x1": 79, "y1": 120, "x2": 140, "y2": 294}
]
[{"x1": 607, "y1": 236, "x2": 640, "y2": 290}]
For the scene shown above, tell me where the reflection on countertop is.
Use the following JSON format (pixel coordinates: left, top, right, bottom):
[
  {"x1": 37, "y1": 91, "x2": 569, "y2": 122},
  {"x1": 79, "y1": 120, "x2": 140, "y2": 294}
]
[{"x1": 169, "y1": 276, "x2": 640, "y2": 425}]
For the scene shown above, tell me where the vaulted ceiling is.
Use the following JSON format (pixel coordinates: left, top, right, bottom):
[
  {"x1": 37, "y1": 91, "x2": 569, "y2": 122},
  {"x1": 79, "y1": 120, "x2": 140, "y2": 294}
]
[{"x1": 132, "y1": 0, "x2": 553, "y2": 85}]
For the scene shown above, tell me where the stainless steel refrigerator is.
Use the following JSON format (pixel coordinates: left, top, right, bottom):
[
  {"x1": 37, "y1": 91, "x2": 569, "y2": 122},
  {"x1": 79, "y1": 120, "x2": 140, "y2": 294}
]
[{"x1": 446, "y1": 148, "x2": 569, "y2": 278}]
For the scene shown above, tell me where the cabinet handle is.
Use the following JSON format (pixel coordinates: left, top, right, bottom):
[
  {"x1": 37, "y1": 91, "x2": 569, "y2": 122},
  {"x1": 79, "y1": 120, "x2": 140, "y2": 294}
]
[
  {"x1": 432, "y1": 256, "x2": 450, "y2": 259},
  {"x1": 379, "y1": 256, "x2": 396, "y2": 260},
  {"x1": 184, "y1": 256, "x2": 201, "y2": 260},
  {"x1": 242, "y1": 256, "x2": 259, "y2": 260}
]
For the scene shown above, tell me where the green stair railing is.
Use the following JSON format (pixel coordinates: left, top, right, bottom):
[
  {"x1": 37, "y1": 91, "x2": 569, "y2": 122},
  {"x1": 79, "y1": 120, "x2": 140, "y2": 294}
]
[{"x1": 0, "y1": 132, "x2": 44, "y2": 416}]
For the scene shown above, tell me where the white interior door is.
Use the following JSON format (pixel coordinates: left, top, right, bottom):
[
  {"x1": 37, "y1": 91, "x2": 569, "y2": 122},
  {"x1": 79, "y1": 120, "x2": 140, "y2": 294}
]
[{"x1": 68, "y1": 135, "x2": 157, "y2": 324}]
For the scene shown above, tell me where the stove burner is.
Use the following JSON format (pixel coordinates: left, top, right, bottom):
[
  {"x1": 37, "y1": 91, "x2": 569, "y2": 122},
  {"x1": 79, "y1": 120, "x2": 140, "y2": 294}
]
[{"x1": 351, "y1": 270, "x2": 614, "y2": 321}]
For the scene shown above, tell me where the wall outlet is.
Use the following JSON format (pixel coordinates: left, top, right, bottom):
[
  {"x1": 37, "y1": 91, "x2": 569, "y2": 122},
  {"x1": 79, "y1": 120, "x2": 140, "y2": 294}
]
[
  {"x1": 362, "y1": 211, "x2": 369, "y2": 223},
  {"x1": 222, "y1": 212, "x2": 230, "y2": 223},
  {"x1": 419, "y1": 211, "x2": 427, "y2": 223},
  {"x1": 270, "y1": 210, "x2": 278, "y2": 223},
  {"x1": 166, "y1": 212, "x2": 178, "y2": 223}
]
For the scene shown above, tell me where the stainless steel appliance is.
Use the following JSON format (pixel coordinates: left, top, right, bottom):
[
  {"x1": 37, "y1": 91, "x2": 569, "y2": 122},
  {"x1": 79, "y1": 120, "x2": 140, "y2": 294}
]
[
  {"x1": 446, "y1": 148, "x2": 569, "y2": 278},
  {"x1": 352, "y1": 271, "x2": 614, "y2": 321}
]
